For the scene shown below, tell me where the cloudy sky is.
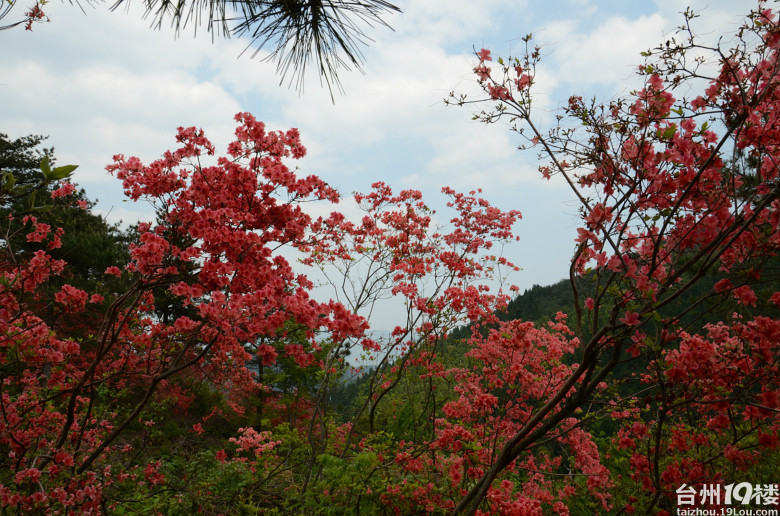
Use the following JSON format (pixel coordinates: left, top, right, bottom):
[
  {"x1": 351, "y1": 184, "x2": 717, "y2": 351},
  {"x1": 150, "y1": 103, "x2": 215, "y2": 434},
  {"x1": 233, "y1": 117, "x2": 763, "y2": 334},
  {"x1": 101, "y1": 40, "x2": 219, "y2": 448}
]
[{"x1": 1, "y1": 0, "x2": 757, "y2": 327}]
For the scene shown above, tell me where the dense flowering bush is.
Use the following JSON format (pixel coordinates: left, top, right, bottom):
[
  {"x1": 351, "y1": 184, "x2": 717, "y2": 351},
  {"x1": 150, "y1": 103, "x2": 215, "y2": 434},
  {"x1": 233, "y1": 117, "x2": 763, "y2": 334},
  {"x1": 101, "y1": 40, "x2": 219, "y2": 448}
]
[
  {"x1": 0, "y1": 113, "x2": 372, "y2": 512},
  {"x1": 444, "y1": 2, "x2": 780, "y2": 513}
]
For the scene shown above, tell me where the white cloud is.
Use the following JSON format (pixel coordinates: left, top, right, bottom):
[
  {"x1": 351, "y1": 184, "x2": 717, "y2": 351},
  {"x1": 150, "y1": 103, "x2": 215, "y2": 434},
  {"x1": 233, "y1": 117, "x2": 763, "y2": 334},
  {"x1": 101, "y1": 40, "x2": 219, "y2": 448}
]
[
  {"x1": 95, "y1": 205, "x2": 156, "y2": 228},
  {"x1": 281, "y1": 42, "x2": 472, "y2": 142},
  {"x1": 1, "y1": 0, "x2": 762, "y2": 305},
  {"x1": 422, "y1": 123, "x2": 528, "y2": 188},
  {"x1": 541, "y1": 14, "x2": 667, "y2": 89},
  {"x1": 2, "y1": 60, "x2": 240, "y2": 185},
  {"x1": 393, "y1": 0, "x2": 507, "y2": 42},
  {"x1": 653, "y1": 0, "x2": 755, "y2": 31}
]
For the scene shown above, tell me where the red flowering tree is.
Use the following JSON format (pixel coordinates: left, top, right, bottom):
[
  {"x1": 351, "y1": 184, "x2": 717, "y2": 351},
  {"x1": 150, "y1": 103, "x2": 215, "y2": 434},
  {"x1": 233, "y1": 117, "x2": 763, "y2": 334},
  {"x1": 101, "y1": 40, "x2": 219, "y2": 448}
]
[
  {"x1": 0, "y1": 113, "x2": 370, "y2": 513},
  {"x1": 443, "y1": 3, "x2": 780, "y2": 514},
  {"x1": 241, "y1": 180, "x2": 526, "y2": 511},
  {"x1": 0, "y1": 110, "x2": 528, "y2": 513},
  {"x1": 304, "y1": 182, "x2": 520, "y2": 435},
  {"x1": 0, "y1": 112, "x2": 528, "y2": 513}
]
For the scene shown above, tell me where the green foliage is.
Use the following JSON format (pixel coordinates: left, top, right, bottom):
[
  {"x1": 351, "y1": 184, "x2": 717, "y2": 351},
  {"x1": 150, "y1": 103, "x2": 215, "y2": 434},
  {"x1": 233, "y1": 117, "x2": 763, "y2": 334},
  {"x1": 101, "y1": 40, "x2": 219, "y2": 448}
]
[
  {"x1": 0, "y1": 132, "x2": 71, "y2": 213},
  {"x1": 0, "y1": 131, "x2": 132, "y2": 303},
  {"x1": 109, "y1": 450, "x2": 258, "y2": 515}
]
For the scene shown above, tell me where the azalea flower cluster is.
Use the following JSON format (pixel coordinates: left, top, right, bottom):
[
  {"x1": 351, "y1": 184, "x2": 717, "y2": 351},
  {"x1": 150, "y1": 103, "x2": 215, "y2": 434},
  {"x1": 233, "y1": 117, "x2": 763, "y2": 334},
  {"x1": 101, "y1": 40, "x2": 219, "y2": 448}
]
[{"x1": 446, "y1": 3, "x2": 780, "y2": 513}]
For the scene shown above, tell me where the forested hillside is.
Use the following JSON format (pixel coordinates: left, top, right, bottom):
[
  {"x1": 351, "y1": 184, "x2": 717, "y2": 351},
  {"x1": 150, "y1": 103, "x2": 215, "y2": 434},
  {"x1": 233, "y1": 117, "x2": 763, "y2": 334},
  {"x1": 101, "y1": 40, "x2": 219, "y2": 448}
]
[{"x1": 504, "y1": 258, "x2": 780, "y2": 330}]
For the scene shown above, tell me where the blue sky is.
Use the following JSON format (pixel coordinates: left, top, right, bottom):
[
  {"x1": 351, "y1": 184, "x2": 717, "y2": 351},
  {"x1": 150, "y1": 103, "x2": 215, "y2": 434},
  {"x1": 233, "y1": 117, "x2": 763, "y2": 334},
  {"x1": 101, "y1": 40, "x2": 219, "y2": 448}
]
[{"x1": 1, "y1": 0, "x2": 756, "y2": 328}]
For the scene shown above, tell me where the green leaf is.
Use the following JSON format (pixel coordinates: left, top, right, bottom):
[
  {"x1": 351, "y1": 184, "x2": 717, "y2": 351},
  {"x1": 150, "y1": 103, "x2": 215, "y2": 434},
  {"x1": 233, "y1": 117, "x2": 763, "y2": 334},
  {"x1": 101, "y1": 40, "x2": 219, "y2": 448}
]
[
  {"x1": 50, "y1": 164, "x2": 78, "y2": 180},
  {"x1": 497, "y1": 56, "x2": 504, "y2": 65},
  {"x1": 662, "y1": 125, "x2": 677, "y2": 139},
  {"x1": 11, "y1": 185, "x2": 30, "y2": 196},
  {"x1": 0, "y1": 275, "x2": 17, "y2": 288},
  {"x1": 1, "y1": 172, "x2": 14, "y2": 193},
  {"x1": 24, "y1": 191, "x2": 36, "y2": 211},
  {"x1": 647, "y1": 337, "x2": 660, "y2": 351},
  {"x1": 40, "y1": 155, "x2": 51, "y2": 178}
]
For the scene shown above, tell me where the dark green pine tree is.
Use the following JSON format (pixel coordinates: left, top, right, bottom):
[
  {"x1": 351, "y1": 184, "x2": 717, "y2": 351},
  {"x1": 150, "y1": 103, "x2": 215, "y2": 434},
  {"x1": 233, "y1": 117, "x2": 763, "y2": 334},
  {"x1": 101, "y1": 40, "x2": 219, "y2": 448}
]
[
  {"x1": 0, "y1": 132, "x2": 133, "y2": 329},
  {"x1": 137, "y1": 0, "x2": 401, "y2": 94}
]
